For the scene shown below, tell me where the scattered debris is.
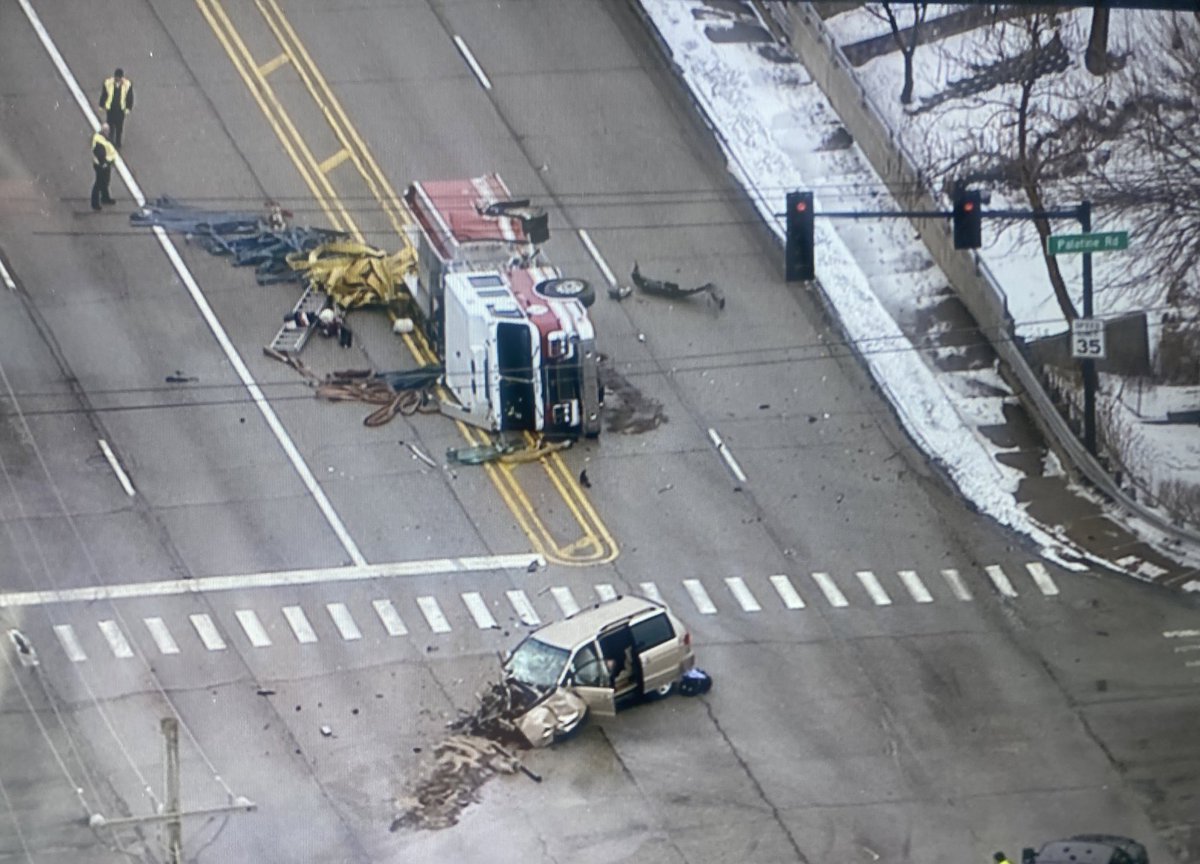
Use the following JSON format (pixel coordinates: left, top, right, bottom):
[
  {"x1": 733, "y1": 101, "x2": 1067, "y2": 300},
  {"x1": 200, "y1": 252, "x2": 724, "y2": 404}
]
[
  {"x1": 164, "y1": 371, "x2": 198, "y2": 384},
  {"x1": 404, "y1": 441, "x2": 438, "y2": 468},
  {"x1": 445, "y1": 439, "x2": 570, "y2": 466},
  {"x1": 631, "y1": 262, "x2": 725, "y2": 310},
  {"x1": 598, "y1": 361, "x2": 667, "y2": 434},
  {"x1": 391, "y1": 679, "x2": 547, "y2": 832},
  {"x1": 607, "y1": 283, "x2": 633, "y2": 301},
  {"x1": 312, "y1": 366, "x2": 443, "y2": 427},
  {"x1": 579, "y1": 469, "x2": 591, "y2": 488},
  {"x1": 255, "y1": 688, "x2": 276, "y2": 697},
  {"x1": 320, "y1": 725, "x2": 333, "y2": 737}
]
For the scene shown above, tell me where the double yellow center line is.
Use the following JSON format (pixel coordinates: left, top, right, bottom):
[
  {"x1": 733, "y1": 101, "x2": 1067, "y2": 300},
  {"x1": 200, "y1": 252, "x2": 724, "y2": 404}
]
[{"x1": 196, "y1": 0, "x2": 616, "y2": 565}]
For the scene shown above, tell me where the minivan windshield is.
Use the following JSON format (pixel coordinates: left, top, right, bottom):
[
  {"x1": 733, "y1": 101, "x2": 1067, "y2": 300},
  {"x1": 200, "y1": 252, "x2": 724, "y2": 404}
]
[{"x1": 505, "y1": 637, "x2": 570, "y2": 689}]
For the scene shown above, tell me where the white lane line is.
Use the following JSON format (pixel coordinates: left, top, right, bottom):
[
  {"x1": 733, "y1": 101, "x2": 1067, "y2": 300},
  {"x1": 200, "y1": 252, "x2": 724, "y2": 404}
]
[
  {"x1": 235, "y1": 610, "x2": 272, "y2": 648},
  {"x1": 940, "y1": 568, "x2": 973, "y2": 601},
  {"x1": 0, "y1": 553, "x2": 543, "y2": 608},
  {"x1": 452, "y1": 35, "x2": 492, "y2": 90},
  {"x1": 97, "y1": 439, "x2": 135, "y2": 497},
  {"x1": 1164, "y1": 630, "x2": 1200, "y2": 639},
  {"x1": 707, "y1": 428, "x2": 747, "y2": 487},
  {"x1": 461, "y1": 592, "x2": 498, "y2": 629},
  {"x1": 638, "y1": 582, "x2": 664, "y2": 604},
  {"x1": 53, "y1": 624, "x2": 87, "y2": 662},
  {"x1": 578, "y1": 230, "x2": 617, "y2": 287},
  {"x1": 769, "y1": 574, "x2": 805, "y2": 609},
  {"x1": 683, "y1": 579, "x2": 717, "y2": 615},
  {"x1": 373, "y1": 599, "x2": 408, "y2": 636},
  {"x1": 1186, "y1": 660, "x2": 1200, "y2": 668},
  {"x1": 282, "y1": 606, "x2": 319, "y2": 644},
  {"x1": 985, "y1": 565, "x2": 1019, "y2": 598},
  {"x1": 551, "y1": 586, "x2": 580, "y2": 617},
  {"x1": 855, "y1": 571, "x2": 892, "y2": 606},
  {"x1": 417, "y1": 597, "x2": 452, "y2": 633},
  {"x1": 143, "y1": 618, "x2": 180, "y2": 655},
  {"x1": 1025, "y1": 562, "x2": 1060, "y2": 596},
  {"x1": 17, "y1": 0, "x2": 371, "y2": 566},
  {"x1": 811, "y1": 572, "x2": 849, "y2": 608},
  {"x1": 506, "y1": 590, "x2": 541, "y2": 627},
  {"x1": 98, "y1": 620, "x2": 134, "y2": 659},
  {"x1": 595, "y1": 583, "x2": 618, "y2": 602},
  {"x1": 1173, "y1": 644, "x2": 1200, "y2": 653},
  {"x1": 327, "y1": 603, "x2": 362, "y2": 641},
  {"x1": 0, "y1": 254, "x2": 16, "y2": 290},
  {"x1": 897, "y1": 570, "x2": 934, "y2": 604},
  {"x1": 724, "y1": 577, "x2": 762, "y2": 612},
  {"x1": 189, "y1": 614, "x2": 226, "y2": 650}
]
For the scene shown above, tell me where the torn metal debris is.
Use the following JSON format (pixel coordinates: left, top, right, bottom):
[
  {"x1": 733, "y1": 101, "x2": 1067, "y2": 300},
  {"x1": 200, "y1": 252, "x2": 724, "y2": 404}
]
[{"x1": 631, "y1": 261, "x2": 725, "y2": 310}]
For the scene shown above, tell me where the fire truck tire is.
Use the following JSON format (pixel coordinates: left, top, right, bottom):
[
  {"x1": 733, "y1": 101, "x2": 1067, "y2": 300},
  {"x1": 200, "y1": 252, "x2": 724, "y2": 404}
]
[{"x1": 535, "y1": 278, "x2": 595, "y2": 308}]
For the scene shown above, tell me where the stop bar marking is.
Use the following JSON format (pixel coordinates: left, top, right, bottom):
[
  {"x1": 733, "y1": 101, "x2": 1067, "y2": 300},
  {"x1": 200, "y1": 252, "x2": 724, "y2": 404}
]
[{"x1": 0, "y1": 553, "x2": 544, "y2": 608}]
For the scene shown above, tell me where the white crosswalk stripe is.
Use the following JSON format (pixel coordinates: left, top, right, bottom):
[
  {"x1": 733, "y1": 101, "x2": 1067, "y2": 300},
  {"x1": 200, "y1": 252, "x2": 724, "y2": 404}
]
[
  {"x1": 235, "y1": 610, "x2": 272, "y2": 647},
  {"x1": 462, "y1": 592, "x2": 498, "y2": 629},
  {"x1": 327, "y1": 603, "x2": 362, "y2": 640},
  {"x1": 639, "y1": 582, "x2": 664, "y2": 604},
  {"x1": 855, "y1": 571, "x2": 892, "y2": 606},
  {"x1": 724, "y1": 577, "x2": 761, "y2": 612},
  {"x1": 985, "y1": 565, "x2": 1018, "y2": 598},
  {"x1": 417, "y1": 597, "x2": 451, "y2": 634},
  {"x1": 373, "y1": 599, "x2": 409, "y2": 636},
  {"x1": 144, "y1": 617, "x2": 180, "y2": 655},
  {"x1": 595, "y1": 583, "x2": 618, "y2": 602},
  {"x1": 810, "y1": 572, "x2": 849, "y2": 608},
  {"x1": 769, "y1": 574, "x2": 805, "y2": 609},
  {"x1": 897, "y1": 570, "x2": 934, "y2": 604},
  {"x1": 1025, "y1": 562, "x2": 1060, "y2": 596},
  {"x1": 283, "y1": 606, "x2": 319, "y2": 644},
  {"x1": 940, "y1": 568, "x2": 973, "y2": 601},
  {"x1": 506, "y1": 590, "x2": 541, "y2": 626},
  {"x1": 98, "y1": 620, "x2": 134, "y2": 658},
  {"x1": 53, "y1": 624, "x2": 87, "y2": 662},
  {"x1": 190, "y1": 614, "x2": 226, "y2": 650},
  {"x1": 683, "y1": 579, "x2": 717, "y2": 615},
  {"x1": 551, "y1": 586, "x2": 580, "y2": 617}
]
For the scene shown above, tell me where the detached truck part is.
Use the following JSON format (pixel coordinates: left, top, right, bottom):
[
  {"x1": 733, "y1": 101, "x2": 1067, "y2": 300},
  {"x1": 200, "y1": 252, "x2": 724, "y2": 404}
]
[{"x1": 401, "y1": 174, "x2": 602, "y2": 439}]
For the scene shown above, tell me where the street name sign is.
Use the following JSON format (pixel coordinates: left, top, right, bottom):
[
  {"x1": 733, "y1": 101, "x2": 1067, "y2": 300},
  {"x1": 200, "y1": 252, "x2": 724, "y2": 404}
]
[
  {"x1": 1071, "y1": 318, "x2": 1107, "y2": 360},
  {"x1": 1047, "y1": 231, "x2": 1129, "y2": 255}
]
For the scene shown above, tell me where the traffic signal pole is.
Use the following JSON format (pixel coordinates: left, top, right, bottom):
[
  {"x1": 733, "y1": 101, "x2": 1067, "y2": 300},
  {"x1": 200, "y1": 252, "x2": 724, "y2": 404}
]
[
  {"x1": 784, "y1": 194, "x2": 1099, "y2": 455},
  {"x1": 1079, "y1": 200, "x2": 1097, "y2": 455}
]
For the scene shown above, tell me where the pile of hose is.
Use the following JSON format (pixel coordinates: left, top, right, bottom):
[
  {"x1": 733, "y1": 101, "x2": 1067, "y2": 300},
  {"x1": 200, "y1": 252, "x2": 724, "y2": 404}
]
[
  {"x1": 130, "y1": 197, "x2": 346, "y2": 284},
  {"x1": 287, "y1": 241, "x2": 419, "y2": 308},
  {"x1": 314, "y1": 366, "x2": 442, "y2": 427}
]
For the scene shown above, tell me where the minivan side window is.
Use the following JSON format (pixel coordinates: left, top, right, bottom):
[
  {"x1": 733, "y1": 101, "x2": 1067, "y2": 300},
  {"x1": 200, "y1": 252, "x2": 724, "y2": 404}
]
[{"x1": 630, "y1": 613, "x2": 674, "y2": 651}]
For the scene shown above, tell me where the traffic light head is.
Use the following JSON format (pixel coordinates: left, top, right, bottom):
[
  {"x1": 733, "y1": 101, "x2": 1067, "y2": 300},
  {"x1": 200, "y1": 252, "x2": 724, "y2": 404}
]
[
  {"x1": 953, "y1": 189, "x2": 982, "y2": 250},
  {"x1": 785, "y1": 191, "x2": 815, "y2": 282}
]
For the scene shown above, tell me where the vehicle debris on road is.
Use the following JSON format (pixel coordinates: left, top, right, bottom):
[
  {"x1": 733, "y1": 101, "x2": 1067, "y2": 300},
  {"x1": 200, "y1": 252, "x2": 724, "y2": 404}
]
[
  {"x1": 631, "y1": 261, "x2": 725, "y2": 310},
  {"x1": 445, "y1": 438, "x2": 570, "y2": 466}
]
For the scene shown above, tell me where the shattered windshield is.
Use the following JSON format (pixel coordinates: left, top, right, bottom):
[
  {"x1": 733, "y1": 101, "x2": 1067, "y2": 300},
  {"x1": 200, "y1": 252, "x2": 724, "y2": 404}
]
[{"x1": 505, "y1": 637, "x2": 570, "y2": 689}]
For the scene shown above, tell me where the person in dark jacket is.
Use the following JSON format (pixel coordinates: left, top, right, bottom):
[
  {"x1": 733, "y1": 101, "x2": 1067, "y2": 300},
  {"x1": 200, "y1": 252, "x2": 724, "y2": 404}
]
[
  {"x1": 90, "y1": 124, "x2": 117, "y2": 211},
  {"x1": 97, "y1": 68, "x2": 134, "y2": 148}
]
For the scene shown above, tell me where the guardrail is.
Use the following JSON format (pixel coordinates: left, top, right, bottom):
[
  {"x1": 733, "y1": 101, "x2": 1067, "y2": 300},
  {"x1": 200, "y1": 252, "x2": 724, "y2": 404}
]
[{"x1": 764, "y1": 0, "x2": 1200, "y2": 553}]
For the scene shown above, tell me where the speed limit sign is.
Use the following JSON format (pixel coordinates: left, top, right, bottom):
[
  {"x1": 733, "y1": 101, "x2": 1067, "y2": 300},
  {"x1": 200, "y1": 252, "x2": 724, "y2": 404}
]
[{"x1": 1071, "y1": 318, "x2": 1106, "y2": 359}]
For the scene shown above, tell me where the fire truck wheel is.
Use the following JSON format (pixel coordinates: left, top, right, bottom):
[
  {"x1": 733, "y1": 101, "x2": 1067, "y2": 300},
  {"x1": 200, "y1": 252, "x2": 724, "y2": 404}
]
[{"x1": 535, "y1": 278, "x2": 595, "y2": 308}]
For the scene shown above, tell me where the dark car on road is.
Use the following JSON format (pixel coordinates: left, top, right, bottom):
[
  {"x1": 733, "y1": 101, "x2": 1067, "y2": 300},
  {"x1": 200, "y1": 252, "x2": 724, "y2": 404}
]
[{"x1": 1023, "y1": 834, "x2": 1148, "y2": 864}]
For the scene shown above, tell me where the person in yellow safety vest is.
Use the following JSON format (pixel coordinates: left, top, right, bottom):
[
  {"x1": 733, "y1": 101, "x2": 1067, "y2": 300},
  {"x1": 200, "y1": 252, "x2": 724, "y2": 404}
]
[
  {"x1": 97, "y1": 68, "x2": 134, "y2": 149},
  {"x1": 90, "y1": 124, "x2": 118, "y2": 211},
  {"x1": 994, "y1": 852, "x2": 1013, "y2": 864}
]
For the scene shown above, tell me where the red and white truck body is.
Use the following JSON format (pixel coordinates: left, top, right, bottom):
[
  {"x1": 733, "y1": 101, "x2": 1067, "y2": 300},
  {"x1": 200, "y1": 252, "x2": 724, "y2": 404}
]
[{"x1": 402, "y1": 174, "x2": 601, "y2": 438}]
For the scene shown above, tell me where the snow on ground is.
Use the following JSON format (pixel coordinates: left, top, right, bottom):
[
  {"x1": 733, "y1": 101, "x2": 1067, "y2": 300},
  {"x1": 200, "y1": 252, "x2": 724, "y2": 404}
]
[
  {"x1": 637, "y1": 0, "x2": 1075, "y2": 563},
  {"x1": 637, "y1": 0, "x2": 1200, "y2": 569}
]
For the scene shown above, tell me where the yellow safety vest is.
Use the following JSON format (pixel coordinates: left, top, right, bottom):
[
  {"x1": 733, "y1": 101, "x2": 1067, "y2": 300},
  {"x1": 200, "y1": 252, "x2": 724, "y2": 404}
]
[
  {"x1": 102, "y1": 77, "x2": 131, "y2": 111},
  {"x1": 92, "y1": 132, "x2": 118, "y2": 165}
]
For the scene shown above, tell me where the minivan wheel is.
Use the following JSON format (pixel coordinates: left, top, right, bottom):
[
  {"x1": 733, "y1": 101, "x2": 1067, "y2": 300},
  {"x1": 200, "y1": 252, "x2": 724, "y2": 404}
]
[{"x1": 651, "y1": 682, "x2": 674, "y2": 699}]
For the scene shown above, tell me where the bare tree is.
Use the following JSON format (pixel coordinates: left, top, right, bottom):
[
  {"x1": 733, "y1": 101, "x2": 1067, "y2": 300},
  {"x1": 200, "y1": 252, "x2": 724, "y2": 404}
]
[
  {"x1": 870, "y1": 1, "x2": 929, "y2": 104},
  {"x1": 1077, "y1": 13, "x2": 1200, "y2": 309}
]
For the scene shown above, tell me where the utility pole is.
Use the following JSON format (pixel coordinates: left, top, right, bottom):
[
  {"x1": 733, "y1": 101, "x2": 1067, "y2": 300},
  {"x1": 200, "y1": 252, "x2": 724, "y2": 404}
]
[{"x1": 86, "y1": 717, "x2": 256, "y2": 861}]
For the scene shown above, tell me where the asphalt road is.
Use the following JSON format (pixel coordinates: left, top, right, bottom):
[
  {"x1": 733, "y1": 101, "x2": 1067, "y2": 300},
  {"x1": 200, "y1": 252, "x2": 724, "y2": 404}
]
[{"x1": 0, "y1": 1, "x2": 1197, "y2": 863}]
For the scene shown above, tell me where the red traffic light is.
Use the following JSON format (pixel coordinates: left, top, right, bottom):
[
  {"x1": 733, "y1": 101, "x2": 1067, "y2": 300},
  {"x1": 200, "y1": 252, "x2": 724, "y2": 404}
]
[
  {"x1": 962, "y1": 200, "x2": 976, "y2": 213},
  {"x1": 795, "y1": 200, "x2": 808, "y2": 213}
]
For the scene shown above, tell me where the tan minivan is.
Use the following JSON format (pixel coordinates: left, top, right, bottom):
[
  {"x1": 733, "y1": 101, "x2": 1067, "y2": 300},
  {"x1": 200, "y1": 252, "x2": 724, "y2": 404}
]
[{"x1": 503, "y1": 595, "x2": 695, "y2": 746}]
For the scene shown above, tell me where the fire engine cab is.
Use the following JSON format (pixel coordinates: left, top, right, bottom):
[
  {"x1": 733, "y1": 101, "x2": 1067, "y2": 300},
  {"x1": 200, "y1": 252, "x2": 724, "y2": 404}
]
[{"x1": 402, "y1": 174, "x2": 602, "y2": 438}]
